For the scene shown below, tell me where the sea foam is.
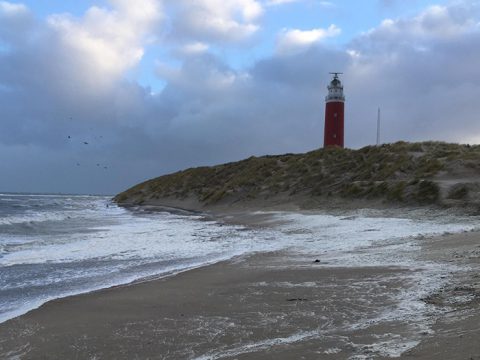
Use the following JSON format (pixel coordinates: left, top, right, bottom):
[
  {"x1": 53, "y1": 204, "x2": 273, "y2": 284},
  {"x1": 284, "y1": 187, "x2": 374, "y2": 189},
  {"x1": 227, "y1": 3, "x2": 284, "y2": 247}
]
[{"x1": 0, "y1": 195, "x2": 477, "y2": 333}]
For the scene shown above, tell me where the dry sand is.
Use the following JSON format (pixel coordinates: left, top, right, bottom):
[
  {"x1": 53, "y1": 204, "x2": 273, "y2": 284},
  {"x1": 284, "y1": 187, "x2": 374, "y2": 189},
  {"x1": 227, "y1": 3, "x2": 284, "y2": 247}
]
[{"x1": 0, "y1": 212, "x2": 479, "y2": 359}]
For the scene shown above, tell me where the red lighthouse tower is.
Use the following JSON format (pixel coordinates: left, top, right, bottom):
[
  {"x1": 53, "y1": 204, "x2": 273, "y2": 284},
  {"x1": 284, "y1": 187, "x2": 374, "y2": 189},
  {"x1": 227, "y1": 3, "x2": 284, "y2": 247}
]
[{"x1": 324, "y1": 73, "x2": 345, "y2": 148}]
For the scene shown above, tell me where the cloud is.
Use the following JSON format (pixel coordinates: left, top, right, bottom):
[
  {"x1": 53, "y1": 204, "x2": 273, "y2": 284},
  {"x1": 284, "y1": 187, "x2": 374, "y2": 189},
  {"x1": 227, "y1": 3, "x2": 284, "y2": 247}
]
[
  {"x1": 2, "y1": 0, "x2": 480, "y2": 194},
  {"x1": 0, "y1": 1, "x2": 33, "y2": 48},
  {"x1": 265, "y1": 0, "x2": 300, "y2": 5},
  {"x1": 177, "y1": 42, "x2": 210, "y2": 56},
  {"x1": 165, "y1": 0, "x2": 263, "y2": 44},
  {"x1": 0, "y1": 0, "x2": 163, "y2": 193},
  {"x1": 359, "y1": 3, "x2": 480, "y2": 50},
  {"x1": 276, "y1": 25, "x2": 341, "y2": 54},
  {"x1": 47, "y1": 0, "x2": 161, "y2": 84},
  {"x1": 265, "y1": 0, "x2": 333, "y2": 6},
  {"x1": 344, "y1": 1, "x2": 480, "y2": 144},
  {"x1": 0, "y1": 1, "x2": 27, "y2": 15}
]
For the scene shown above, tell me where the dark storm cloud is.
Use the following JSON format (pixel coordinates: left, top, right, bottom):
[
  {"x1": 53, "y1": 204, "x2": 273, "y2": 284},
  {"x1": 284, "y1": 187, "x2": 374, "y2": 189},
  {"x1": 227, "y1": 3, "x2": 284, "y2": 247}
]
[
  {"x1": 344, "y1": 1, "x2": 480, "y2": 146},
  {"x1": 1, "y1": 0, "x2": 480, "y2": 194}
]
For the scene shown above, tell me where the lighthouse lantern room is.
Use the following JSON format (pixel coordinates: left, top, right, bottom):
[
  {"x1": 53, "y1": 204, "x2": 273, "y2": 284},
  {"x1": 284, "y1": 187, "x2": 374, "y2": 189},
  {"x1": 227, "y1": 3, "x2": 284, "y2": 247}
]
[{"x1": 324, "y1": 73, "x2": 345, "y2": 148}]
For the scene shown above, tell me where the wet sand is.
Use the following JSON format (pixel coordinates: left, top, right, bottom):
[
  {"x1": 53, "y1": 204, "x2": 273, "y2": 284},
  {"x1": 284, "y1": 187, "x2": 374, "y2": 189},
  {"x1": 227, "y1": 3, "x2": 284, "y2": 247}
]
[
  {"x1": 402, "y1": 232, "x2": 480, "y2": 359},
  {"x1": 0, "y1": 219, "x2": 479, "y2": 359}
]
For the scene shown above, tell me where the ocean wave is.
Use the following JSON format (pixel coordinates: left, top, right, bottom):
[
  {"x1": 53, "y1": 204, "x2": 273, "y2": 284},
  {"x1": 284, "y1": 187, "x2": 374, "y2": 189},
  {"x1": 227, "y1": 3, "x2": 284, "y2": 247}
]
[
  {"x1": 0, "y1": 197, "x2": 117, "y2": 227},
  {"x1": 0, "y1": 212, "x2": 76, "y2": 226}
]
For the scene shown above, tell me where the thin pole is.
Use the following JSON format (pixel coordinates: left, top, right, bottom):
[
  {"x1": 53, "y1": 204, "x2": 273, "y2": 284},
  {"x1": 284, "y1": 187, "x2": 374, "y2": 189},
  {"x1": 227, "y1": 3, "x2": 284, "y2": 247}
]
[{"x1": 376, "y1": 107, "x2": 381, "y2": 146}]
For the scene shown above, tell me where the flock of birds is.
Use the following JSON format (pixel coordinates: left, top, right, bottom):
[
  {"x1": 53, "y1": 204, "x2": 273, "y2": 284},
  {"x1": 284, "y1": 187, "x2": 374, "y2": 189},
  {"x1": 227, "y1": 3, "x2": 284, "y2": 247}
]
[{"x1": 67, "y1": 134, "x2": 109, "y2": 170}]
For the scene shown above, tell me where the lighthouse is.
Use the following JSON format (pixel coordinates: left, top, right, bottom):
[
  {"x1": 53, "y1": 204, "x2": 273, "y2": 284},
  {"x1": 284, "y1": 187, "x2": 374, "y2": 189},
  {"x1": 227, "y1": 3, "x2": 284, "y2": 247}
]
[{"x1": 324, "y1": 73, "x2": 345, "y2": 148}]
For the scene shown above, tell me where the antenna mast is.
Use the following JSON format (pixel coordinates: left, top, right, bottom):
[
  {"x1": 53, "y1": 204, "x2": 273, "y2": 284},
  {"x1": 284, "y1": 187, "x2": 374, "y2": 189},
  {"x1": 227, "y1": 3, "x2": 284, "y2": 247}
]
[{"x1": 376, "y1": 107, "x2": 381, "y2": 146}]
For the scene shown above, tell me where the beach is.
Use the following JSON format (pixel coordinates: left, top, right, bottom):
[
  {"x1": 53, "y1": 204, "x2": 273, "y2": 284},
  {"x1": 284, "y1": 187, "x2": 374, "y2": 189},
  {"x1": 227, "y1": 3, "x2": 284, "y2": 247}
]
[{"x1": 1, "y1": 206, "x2": 479, "y2": 359}]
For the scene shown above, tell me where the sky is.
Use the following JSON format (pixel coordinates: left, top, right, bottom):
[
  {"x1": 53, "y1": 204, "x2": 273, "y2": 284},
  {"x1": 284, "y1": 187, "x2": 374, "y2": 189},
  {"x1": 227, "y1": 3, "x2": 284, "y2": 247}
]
[{"x1": 1, "y1": 0, "x2": 479, "y2": 195}]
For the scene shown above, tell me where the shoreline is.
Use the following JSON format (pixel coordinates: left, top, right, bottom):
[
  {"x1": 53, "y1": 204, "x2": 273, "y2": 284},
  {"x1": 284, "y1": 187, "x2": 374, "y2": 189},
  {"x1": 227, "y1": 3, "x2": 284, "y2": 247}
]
[
  {"x1": 0, "y1": 204, "x2": 287, "y2": 326},
  {"x1": 0, "y1": 252, "x2": 422, "y2": 359},
  {"x1": 0, "y1": 252, "x2": 256, "y2": 326},
  {"x1": 1, "y1": 209, "x2": 479, "y2": 359}
]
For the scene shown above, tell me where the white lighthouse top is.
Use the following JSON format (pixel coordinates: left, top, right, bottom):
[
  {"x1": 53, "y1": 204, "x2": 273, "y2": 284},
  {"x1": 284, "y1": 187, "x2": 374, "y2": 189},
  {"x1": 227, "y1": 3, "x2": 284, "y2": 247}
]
[{"x1": 325, "y1": 73, "x2": 345, "y2": 103}]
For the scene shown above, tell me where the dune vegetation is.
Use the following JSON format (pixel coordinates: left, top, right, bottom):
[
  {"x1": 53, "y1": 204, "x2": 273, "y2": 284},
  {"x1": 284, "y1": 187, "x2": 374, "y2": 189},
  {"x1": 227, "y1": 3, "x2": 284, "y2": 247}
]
[{"x1": 114, "y1": 141, "x2": 480, "y2": 211}]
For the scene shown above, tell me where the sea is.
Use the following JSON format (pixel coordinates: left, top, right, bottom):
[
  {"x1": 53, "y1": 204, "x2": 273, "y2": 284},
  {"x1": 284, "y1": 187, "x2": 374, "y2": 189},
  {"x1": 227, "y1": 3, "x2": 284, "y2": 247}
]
[{"x1": 0, "y1": 193, "x2": 477, "y2": 342}]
